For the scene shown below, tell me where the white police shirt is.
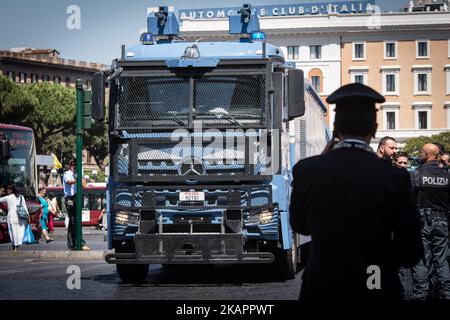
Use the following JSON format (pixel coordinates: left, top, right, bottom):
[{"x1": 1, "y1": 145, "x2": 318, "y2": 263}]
[{"x1": 63, "y1": 170, "x2": 76, "y2": 198}]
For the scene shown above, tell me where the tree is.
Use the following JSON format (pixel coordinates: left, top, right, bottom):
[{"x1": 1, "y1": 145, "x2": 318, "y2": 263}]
[
  {"x1": 402, "y1": 131, "x2": 450, "y2": 157},
  {"x1": 84, "y1": 120, "x2": 109, "y2": 170},
  {"x1": 2, "y1": 82, "x2": 76, "y2": 153},
  {"x1": 0, "y1": 75, "x2": 14, "y2": 119}
]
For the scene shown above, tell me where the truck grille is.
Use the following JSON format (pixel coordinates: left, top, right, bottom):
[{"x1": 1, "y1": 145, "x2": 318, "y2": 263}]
[{"x1": 113, "y1": 185, "x2": 271, "y2": 209}]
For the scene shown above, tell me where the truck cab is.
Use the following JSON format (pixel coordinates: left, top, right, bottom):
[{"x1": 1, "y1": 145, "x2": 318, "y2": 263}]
[{"x1": 92, "y1": 4, "x2": 328, "y2": 283}]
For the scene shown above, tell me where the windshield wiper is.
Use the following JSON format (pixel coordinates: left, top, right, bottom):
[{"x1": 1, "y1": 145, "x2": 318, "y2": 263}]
[
  {"x1": 164, "y1": 112, "x2": 187, "y2": 126},
  {"x1": 194, "y1": 110, "x2": 240, "y2": 125}
]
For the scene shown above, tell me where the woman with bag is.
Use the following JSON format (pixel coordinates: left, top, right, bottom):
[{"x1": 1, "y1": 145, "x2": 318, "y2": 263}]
[
  {"x1": 46, "y1": 193, "x2": 60, "y2": 234},
  {"x1": 37, "y1": 187, "x2": 54, "y2": 243},
  {"x1": 0, "y1": 184, "x2": 28, "y2": 251}
]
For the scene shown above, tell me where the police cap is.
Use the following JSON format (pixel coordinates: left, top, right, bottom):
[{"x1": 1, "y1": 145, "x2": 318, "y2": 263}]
[{"x1": 326, "y1": 83, "x2": 385, "y2": 112}]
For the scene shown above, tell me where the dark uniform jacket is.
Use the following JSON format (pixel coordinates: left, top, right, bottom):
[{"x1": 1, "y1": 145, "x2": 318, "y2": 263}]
[
  {"x1": 289, "y1": 143, "x2": 423, "y2": 301},
  {"x1": 410, "y1": 160, "x2": 449, "y2": 212}
]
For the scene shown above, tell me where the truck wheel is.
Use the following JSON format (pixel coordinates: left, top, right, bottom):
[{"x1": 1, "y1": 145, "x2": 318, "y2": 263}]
[
  {"x1": 116, "y1": 264, "x2": 149, "y2": 284},
  {"x1": 271, "y1": 235, "x2": 298, "y2": 280}
]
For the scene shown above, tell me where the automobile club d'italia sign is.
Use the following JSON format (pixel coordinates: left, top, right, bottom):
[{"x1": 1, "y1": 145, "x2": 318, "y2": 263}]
[{"x1": 179, "y1": 1, "x2": 376, "y2": 20}]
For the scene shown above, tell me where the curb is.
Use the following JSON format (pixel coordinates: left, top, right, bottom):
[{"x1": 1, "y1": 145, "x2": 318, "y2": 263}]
[{"x1": 0, "y1": 250, "x2": 112, "y2": 260}]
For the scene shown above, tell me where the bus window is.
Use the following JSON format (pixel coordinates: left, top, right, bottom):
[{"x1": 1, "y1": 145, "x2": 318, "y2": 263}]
[
  {"x1": 91, "y1": 194, "x2": 103, "y2": 210},
  {"x1": 83, "y1": 195, "x2": 90, "y2": 209}
]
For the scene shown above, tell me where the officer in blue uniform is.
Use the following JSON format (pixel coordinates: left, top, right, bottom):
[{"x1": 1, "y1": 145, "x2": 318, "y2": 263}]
[
  {"x1": 290, "y1": 83, "x2": 423, "y2": 301},
  {"x1": 411, "y1": 143, "x2": 450, "y2": 300}
]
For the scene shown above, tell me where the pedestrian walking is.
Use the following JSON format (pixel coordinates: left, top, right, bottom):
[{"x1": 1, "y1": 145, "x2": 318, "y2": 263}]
[
  {"x1": 63, "y1": 159, "x2": 90, "y2": 251},
  {"x1": 37, "y1": 187, "x2": 54, "y2": 243},
  {"x1": 0, "y1": 184, "x2": 28, "y2": 251},
  {"x1": 47, "y1": 193, "x2": 60, "y2": 234},
  {"x1": 289, "y1": 83, "x2": 423, "y2": 301},
  {"x1": 411, "y1": 143, "x2": 450, "y2": 300}
]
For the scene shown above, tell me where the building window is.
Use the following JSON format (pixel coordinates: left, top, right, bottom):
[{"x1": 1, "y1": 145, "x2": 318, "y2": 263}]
[
  {"x1": 381, "y1": 104, "x2": 400, "y2": 131},
  {"x1": 31, "y1": 74, "x2": 38, "y2": 83},
  {"x1": 349, "y1": 67, "x2": 368, "y2": 85},
  {"x1": 53, "y1": 76, "x2": 61, "y2": 84},
  {"x1": 65, "y1": 77, "x2": 71, "y2": 87},
  {"x1": 386, "y1": 111, "x2": 396, "y2": 130},
  {"x1": 384, "y1": 41, "x2": 397, "y2": 59},
  {"x1": 418, "y1": 111, "x2": 428, "y2": 129},
  {"x1": 381, "y1": 67, "x2": 400, "y2": 96},
  {"x1": 413, "y1": 103, "x2": 432, "y2": 130},
  {"x1": 311, "y1": 76, "x2": 320, "y2": 92},
  {"x1": 386, "y1": 75, "x2": 395, "y2": 92},
  {"x1": 353, "y1": 42, "x2": 366, "y2": 60},
  {"x1": 287, "y1": 46, "x2": 299, "y2": 60},
  {"x1": 413, "y1": 66, "x2": 432, "y2": 95},
  {"x1": 6, "y1": 71, "x2": 15, "y2": 82},
  {"x1": 416, "y1": 40, "x2": 429, "y2": 58},
  {"x1": 418, "y1": 74, "x2": 427, "y2": 92},
  {"x1": 310, "y1": 45, "x2": 322, "y2": 59},
  {"x1": 42, "y1": 75, "x2": 50, "y2": 82},
  {"x1": 446, "y1": 65, "x2": 450, "y2": 95},
  {"x1": 354, "y1": 75, "x2": 364, "y2": 84},
  {"x1": 19, "y1": 72, "x2": 27, "y2": 83}
]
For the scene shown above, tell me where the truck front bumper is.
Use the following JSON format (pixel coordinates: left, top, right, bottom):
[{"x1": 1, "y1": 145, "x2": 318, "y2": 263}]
[{"x1": 105, "y1": 234, "x2": 274, "y2": 264}]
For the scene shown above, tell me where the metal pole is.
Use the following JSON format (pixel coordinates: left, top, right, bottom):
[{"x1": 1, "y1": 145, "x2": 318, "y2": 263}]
[{"x1": 75, "y1": 79, "x2": 83, "y2": 251}]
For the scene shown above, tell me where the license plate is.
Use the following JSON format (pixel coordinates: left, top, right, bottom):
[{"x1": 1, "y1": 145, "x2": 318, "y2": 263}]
[{"x1": 179, "y1": 191, "x2": 205, "y2": 202}]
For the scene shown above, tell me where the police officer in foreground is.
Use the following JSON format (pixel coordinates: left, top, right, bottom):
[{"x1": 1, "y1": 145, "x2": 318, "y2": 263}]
[
  {"x1": 411, "y1": 143, "x2": 450, "y2": 300},
  {"x1": 290, "y1": 83, "x2": 423, "y2": 301}
]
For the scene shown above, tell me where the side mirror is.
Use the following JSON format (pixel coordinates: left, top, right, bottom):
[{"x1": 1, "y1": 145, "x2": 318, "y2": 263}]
[
  {"x1": 288, "y1": 69, "x2": 305, "y2": 119},
  {"x1": 92, "y1": 72, "x2": 106, "y2": 122},
  {"x1": 0, "y1": 139, "x2": 11, "y2": 160}
]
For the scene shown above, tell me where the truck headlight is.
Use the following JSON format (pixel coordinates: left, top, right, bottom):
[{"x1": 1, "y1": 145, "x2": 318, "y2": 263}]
[
  {"x1": 115, "y1": 211, "x2": 140, "y2": 225},
  {"x1": 259, "y1": 209, "x2": 273, "y2": 224}
]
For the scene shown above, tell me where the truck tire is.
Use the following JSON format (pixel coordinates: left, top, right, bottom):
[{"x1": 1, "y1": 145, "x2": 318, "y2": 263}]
[
  {"x1": 116, "y1": 264, "x2": 149, "y2": 284},
  {"x1": 271, "y1": 236, "x2": 298, "y2": 280}
]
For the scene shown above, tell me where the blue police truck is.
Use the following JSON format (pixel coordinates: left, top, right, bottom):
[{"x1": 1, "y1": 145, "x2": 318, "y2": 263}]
[{"x1": 91, "y1": 4, "x2": 329, "y2": 283}]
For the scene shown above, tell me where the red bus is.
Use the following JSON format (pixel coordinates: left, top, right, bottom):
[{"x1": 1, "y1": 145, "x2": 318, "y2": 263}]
[
  {"x1": 0, "y1": 124, "x2": 42, "y2": 243},
  {"x1": 47, "y1": 183, "x2": 106, "y2": 227}
]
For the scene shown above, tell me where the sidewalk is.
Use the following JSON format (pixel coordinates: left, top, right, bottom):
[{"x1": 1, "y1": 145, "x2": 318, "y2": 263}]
[{"x1": 0, "y1": 227, "x2": 111, "y2": 259}]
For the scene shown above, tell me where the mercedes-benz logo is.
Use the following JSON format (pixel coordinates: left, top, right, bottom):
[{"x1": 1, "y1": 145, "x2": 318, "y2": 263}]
[{"x1": 178, "y1": 158, "x2": 205, "y2": 176}]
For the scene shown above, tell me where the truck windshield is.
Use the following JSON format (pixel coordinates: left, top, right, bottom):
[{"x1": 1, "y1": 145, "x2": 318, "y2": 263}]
[
  {"x1": 0, "y1": 128, "x2": 36, "y2": 196},
  {"x1": 117, "y1": 73, "x2": 266, "y2": 128}
]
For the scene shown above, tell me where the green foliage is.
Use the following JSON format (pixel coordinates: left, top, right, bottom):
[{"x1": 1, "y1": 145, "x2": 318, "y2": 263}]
[
  {"x1": 402, "y1": 131, "x2": 450, "y2": 157},
  {"x1": 84, "y1": 119, "x2": 109, "y2": 169},
  {"x1": 0, "y1": 81, "x2": 76, "y2": 154}
]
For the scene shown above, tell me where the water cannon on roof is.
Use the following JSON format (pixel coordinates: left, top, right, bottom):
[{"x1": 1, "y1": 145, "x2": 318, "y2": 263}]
[
  {"x1": 229, "y1": 4, "x2": 265, "y2": 43},
  {"x1": 146, "y1": 6, "x2": 179, "y2": 37}
]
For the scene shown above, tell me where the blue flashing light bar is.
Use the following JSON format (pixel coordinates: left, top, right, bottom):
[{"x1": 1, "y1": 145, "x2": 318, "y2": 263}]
[
  {"x1": 251, "y1": 31, "x2": 265, "y2": 41},
  {"x1": 140, "y1": 33, "x2": 156, "y2": 45}
]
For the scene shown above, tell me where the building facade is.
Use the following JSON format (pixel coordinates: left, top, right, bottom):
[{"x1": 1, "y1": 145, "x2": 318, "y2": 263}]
[
  {"x1": 0, "y1": 48, "x2": 108, "y2": 177},
  {"x1": 168, "y1": 1, "x2": 450, "y2": 148},
  {"x1": 0, "y1": 48, "x2": 106, "y2": 88}
]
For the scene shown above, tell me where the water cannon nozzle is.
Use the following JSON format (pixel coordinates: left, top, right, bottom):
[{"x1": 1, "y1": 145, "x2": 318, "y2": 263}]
[{"x1": 155, "y1": 6, "x2": 169, "y2": 26}]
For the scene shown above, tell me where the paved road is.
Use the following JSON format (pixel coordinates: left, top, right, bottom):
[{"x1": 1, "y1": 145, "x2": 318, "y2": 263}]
[{"x1": 0, "y1": 256, "x2": 302, "y2": 300}]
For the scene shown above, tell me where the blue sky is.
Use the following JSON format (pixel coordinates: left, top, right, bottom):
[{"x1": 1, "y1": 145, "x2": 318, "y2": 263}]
[{"x1": 0, "y1": 0, "x2": 409, "y2": 64}]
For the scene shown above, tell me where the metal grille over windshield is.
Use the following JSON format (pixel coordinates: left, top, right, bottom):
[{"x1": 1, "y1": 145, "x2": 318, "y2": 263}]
[
  {"x1": 116, "y1": 70, "x2": 267, "y2": 129},
  {"x1": 118, "y1": 76, "x2": 190, "y2": 128},
  {"x1": 193, "y1": 75, "x2": 265, "y2": 127}
]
